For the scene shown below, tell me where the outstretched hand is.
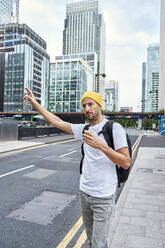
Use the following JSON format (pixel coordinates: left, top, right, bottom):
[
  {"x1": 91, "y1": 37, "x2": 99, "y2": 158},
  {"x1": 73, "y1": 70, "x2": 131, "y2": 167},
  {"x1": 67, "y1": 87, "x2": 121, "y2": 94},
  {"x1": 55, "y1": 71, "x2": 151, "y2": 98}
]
[{"x1": 23, "y1": 88, "x2": 36, "y2": 105}]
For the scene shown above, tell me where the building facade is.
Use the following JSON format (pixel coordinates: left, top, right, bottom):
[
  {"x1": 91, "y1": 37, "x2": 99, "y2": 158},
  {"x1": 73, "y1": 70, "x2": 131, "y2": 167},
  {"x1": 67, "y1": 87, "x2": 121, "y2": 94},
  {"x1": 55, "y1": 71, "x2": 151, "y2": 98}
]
[
  {"x1": 104, "y1": 80, "x2": 119, "y2": 111},
  {"x1": 141, "y1": 62, "x2": 147, "y2": 112},
  {"x1": 0, "y1": 23, "x2": 50, "y2": 112},
  {"x1": 63, "y1": 0, "x2": 106, "y2": 94},
  {"x1": 159, "y1": 0, "x2": 165, "y2": 112},
  {"x1": 48, "y1": 57, "x2": 94, "y2": 112},
  {"x1": 146, "y1": 44, "x2": 160, "y2": 112},
  {"x1": 0, "y1": 0, "x2": 19, "y2": 24},
  {"x1": 56, "y1": 52, "x2": 97, "y2": 72},
  {"x1": 120, "y1": 107, "x2": 133, "y2": 112}
]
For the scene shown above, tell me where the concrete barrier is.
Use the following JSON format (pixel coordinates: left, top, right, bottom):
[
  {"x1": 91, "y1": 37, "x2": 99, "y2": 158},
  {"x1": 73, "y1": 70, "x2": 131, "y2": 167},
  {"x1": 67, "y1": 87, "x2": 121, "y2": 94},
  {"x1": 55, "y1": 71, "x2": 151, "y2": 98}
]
[{"x1": 0, "y1": 119, "x2": 18, "y2": 141}]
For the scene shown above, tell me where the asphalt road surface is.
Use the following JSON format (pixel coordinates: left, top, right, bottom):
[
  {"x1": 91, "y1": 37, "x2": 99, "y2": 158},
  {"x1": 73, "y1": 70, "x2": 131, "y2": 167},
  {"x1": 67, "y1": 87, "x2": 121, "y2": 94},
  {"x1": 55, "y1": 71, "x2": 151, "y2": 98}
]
[{"x1": 0, "y1": 135, "x2": 139, "y2": 248}]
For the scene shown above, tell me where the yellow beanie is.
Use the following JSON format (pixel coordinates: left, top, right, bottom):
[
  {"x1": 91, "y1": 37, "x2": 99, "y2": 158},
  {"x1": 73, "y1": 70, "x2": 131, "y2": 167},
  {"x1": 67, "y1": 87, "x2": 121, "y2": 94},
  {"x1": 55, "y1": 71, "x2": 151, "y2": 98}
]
[{"x1": 81, "y1": 91, "x2": 102, "y2": 108}]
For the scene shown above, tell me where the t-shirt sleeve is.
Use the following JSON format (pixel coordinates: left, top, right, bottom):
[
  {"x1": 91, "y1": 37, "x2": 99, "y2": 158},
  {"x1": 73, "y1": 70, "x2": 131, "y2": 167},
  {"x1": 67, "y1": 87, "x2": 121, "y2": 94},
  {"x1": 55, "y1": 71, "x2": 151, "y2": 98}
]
[
  {"x1": 112, "y1": 123, "x2": 128, "y2": 150},
  {"x1": 71, "y1": 123, "x2": 86, "y2": 140}
]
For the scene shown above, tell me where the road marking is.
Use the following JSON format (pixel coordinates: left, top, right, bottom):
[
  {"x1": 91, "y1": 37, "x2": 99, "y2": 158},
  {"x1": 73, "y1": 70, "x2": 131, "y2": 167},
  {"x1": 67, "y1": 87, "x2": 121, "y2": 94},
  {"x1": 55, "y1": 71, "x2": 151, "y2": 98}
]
[
  {"x1": 132, "y1": 134, "x2": 142, "y2": 150},
  {"x1": 51, "y1": 138, "x2": 78, "y2": 145},
  {"x1": 56, "y1": 216, "x2": 83, "y2": 248},
  {"x1": 0, "y1": 165, "x2": 35, "y2": 179},
  {"x1": 72, "y1": 230, "x2": 87, "y2": 248},
  {"x1": 132, "y1": 134, "x2": 143, "y2": 158},
  {"x1": 59, "y1": 150, "x2": 77, "y2": 157}
]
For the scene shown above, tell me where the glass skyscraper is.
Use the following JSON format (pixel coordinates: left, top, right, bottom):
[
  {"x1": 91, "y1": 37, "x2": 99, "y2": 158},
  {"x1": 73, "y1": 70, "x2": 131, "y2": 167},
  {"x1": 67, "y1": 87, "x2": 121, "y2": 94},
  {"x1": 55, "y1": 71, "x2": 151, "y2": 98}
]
[
  {"x1": 104, "y1": 80, "x2": 119, "y2": 111},
  {"x1": 141, "y1": 62, "x2": 147, "y2": 112},
  {"x1": 146, "y1": 44, "x2": 160, "y2": 112},
  {"x1": 49, "y1": 56, "x2": 94, "y2": 112},
  {"x1": 0, "y1": 0, "x2": 19, "y2": 24},
  {"x1": 63, "y1": 0, "x2": 105, "y2": 93},
  {"x1": 0, "y1": 23, "x2": 50, "y2": 112}
]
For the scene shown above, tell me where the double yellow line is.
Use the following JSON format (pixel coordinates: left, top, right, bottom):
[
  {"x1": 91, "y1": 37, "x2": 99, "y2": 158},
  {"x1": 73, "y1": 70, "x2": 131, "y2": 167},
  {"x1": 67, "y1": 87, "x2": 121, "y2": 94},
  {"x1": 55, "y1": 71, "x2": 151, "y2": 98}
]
[
  {"x1": 56, "y1": 216, "x2": 86, "y2": 248},
  {"x1": 56, "y1": 134, "x2": 143, "y2": 248},
  {"x1": 131, "y1": 134, "x2": 143, "y2": 158}
]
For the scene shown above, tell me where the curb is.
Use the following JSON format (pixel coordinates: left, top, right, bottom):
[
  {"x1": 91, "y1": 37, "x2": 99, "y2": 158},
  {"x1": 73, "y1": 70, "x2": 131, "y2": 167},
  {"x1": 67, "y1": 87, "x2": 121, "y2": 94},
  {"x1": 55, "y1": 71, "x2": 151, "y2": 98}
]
[
  {"x1": 109, "y1": 134, "x2": 144, "y2": 246},
  {"x1": 0, "y1": 137, "x2": 76, "y2": 155}
]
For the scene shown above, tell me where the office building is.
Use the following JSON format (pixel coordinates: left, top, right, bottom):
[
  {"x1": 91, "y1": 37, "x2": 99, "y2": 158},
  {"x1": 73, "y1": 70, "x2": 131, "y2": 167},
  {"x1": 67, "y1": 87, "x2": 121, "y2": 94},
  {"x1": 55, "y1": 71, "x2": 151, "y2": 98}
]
[
  {"x1": 141, "y1": 62, "x2": 147, "y2": 112},
  {"x1": 159, "y1": 0, "x2": 165, "y2": 112},
  {"x1": 0, "y1": 23, "x2": 50, "y2": 112},
  {"x1": 146, "y1": 44, "x2": 160, "y2": 112},
  {"x1": 120, "y1": 107, "x2": 133, "y2": 112},
  {"x1": 48, "y1": 56, "x2": 94, "y2": 112},
  {"x1": 104, "y1": 80, "x2": 119, "y2": 111},
  {"x1": 56, "y1": 52, "x2": 97, "y2": 72},
  {"x1": 0, "y1": 0, "x2": 19, "y2": 24},
  {"x1": 63, "y1": 0, "x2": 106, "y2": 94}
]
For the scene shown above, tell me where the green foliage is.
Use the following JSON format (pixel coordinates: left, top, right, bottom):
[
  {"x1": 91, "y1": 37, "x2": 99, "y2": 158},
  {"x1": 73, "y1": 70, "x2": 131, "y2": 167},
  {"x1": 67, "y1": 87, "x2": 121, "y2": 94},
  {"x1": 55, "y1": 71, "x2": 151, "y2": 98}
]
[
  {"x1": 142, "y1": 119, "x2": 159, "y2": 130},
  {"x1": 159, "y1": 109, "x2": 165, "y2": 114},
  {"x1": 107, "y1": 117, "x2": 160, "y2": 130},
  {"x1": 109, "y1": 118, "x2": 137, "y2": 127}
]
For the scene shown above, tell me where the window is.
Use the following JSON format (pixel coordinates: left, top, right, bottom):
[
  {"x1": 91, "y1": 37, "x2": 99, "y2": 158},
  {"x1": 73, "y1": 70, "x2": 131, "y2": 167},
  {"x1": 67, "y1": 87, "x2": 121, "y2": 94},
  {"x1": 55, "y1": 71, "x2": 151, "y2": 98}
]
[
  {"x1": 71, "y1": 61, "x2": 77, "y2": 69},
  {"x1": 56, "y1": 81, "x2": 62, "y2": 91},
  {"x1": 70, "y1": 91, "x2": 76, "y2": 101},
  {"x1": 63, "y1": 91, "x2": 69, "y2": 101},
  {"x1": 57, "y1": 63, "x2": 63, "y2": 70},
  {"x1": 64, "y1": 62, "x2": 70, "y2": 69},
  {"x1": 64, "y1": 71, "x2": 70, "y2": 80},
  {"x1": 63, "y1": 102, "x2": 69, "y2": 112},
  {"x1": 64, "y1": 81, "x2": 69, "y2": 90},
  {"x1": 56, "y1": 102, "x2": 62, "y2": 112},
  {"x1": 71, "y1": 70, "x2": 77, "y2": 80},
  {"x1": 56, "y1": 71, "x2": 62, "y2": 80},
  {"x1": 56, "y1": 92, "x2": 62, "y2": 101},
  {"x1": 70, "y1": 102, "x2": 76, "y2": 112},
  {"x1": 70, "y1": 81, "x2": 77, "y2": 90}
]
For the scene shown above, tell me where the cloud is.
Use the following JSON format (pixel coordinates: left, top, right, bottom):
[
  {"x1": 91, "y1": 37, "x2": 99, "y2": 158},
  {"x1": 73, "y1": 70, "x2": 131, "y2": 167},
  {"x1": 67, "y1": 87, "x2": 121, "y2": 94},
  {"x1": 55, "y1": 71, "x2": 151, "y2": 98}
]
[
  {"x1": 20, "y1": 0, "x2": 160, "y2": 110},
  {"x1": 103, "y1": 4, "x2": 160, "y2": 46},
  {"x1": 101, "y1": 0, "x2": 160, "y2": 109},
  {"x1": 20, "y1": 0, "x2": 65, "y2": 59}
]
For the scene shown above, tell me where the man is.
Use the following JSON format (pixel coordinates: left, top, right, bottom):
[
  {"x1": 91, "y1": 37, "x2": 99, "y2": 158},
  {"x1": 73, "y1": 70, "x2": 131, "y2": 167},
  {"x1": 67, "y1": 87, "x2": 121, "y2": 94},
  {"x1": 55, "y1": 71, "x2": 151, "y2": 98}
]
[{"x1": 24, "y1": 88, "x2": 130, "y2": 248}]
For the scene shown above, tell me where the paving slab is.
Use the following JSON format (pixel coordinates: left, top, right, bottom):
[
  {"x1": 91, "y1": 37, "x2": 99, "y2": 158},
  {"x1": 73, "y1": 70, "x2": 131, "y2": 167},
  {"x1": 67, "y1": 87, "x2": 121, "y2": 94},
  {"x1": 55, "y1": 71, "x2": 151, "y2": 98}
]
[{"x1": 110, "y1": 144, "x2": 165, "y2": 248}]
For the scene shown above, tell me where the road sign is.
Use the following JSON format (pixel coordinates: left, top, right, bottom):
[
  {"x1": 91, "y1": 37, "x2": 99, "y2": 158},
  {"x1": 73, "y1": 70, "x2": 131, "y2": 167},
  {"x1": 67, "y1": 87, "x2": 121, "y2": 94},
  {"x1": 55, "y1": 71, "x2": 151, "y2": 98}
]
[{"x1": 160, "y1": 115, "x2": 165, "y2": 136}]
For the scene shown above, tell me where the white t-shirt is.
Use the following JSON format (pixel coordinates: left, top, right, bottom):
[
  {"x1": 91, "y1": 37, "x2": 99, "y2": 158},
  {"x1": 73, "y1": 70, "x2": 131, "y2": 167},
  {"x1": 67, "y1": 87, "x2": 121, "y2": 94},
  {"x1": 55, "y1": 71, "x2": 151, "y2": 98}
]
[{"x1": 71, "y1": 118, "x2": 128, "y2": 197}]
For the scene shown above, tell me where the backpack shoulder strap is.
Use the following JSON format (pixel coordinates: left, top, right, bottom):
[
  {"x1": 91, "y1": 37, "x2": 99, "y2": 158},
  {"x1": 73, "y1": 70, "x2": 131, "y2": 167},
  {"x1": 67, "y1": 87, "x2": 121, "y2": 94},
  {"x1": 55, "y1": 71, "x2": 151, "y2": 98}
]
[
  {"x1": 126, "y1": 133, "x2": 132, "y2": 158},
  {"x1": 83, "y1": 124, "x2": 91, "y2": 133},
  {"x1": 98, "y1": 120, "x2": 114, "y2": 148},
  {"x1": 80, "y1": 124, "x2": 90, "y2": 174},
  {"x1": 98, "y1": 120, "x2": 121, "y2": 187}
]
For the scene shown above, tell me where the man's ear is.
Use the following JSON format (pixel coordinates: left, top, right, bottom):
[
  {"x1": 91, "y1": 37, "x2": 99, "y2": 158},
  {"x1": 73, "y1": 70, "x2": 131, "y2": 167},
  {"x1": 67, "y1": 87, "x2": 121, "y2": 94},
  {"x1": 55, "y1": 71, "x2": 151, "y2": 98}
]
[{"x1": 99, "y1": 105, "x2": 102, "y2": 112}]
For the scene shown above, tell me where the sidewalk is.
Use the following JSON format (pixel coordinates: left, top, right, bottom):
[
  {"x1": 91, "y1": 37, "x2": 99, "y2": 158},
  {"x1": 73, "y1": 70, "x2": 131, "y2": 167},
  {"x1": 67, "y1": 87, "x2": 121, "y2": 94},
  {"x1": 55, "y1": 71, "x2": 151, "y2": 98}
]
[
  {"x1": 110, "y1": 134, "x2": 165, "y2": 248},
  {"x1": 0, "y1": 133, "x2": 75, "y2": 154}
]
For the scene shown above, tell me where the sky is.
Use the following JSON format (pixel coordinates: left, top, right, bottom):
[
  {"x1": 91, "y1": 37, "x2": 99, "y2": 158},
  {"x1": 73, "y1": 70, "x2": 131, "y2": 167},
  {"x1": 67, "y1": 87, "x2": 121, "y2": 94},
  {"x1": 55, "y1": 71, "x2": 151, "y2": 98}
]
[{"x1": 20, "y1": 0, "x2": 160, "y2": 111}]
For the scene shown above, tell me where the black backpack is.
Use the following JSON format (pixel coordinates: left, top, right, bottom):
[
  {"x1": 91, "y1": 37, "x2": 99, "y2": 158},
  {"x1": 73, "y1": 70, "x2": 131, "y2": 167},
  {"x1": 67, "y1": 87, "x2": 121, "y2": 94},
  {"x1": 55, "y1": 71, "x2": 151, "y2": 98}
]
[{"x1": 80, "y1": 120, "x2": 132, "y2": 187}]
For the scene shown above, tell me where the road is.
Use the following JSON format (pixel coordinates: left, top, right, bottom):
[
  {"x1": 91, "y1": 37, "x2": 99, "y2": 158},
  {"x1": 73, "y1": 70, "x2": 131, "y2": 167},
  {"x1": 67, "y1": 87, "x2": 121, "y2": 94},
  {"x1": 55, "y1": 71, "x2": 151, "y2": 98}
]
[{"x1": 0, "y1": 135, "x2": 139, "y2": 248}]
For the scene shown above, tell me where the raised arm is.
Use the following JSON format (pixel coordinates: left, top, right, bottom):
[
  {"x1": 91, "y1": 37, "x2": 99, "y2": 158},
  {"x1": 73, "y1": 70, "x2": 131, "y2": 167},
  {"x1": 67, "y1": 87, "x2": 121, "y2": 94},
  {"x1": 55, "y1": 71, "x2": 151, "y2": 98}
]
[{"x1": 24, "y1": 88, "x2": 73, "y2": 134}]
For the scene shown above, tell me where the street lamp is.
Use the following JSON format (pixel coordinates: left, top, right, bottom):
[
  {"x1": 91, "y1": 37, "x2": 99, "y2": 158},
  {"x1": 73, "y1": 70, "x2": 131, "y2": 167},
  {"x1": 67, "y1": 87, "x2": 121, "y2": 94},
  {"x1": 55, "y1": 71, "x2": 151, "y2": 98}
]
[{"x1": 95, "y1": 73, "x2": 106, "y2": 79}]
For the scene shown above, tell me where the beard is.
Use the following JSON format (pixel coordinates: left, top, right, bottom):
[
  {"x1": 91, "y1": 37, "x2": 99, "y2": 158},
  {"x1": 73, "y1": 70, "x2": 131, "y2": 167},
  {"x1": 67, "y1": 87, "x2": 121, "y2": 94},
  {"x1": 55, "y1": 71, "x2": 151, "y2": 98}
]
[{"x1": 85, "y1": 111, "x2": 100, "y2": 122}]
